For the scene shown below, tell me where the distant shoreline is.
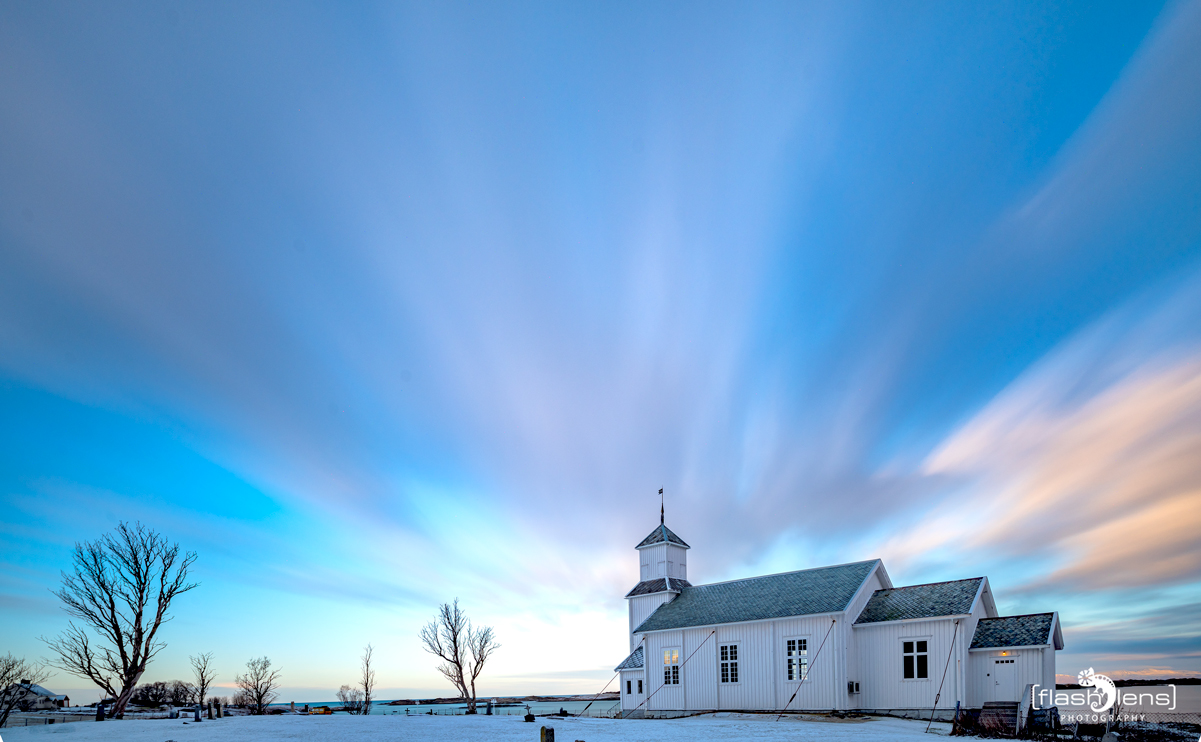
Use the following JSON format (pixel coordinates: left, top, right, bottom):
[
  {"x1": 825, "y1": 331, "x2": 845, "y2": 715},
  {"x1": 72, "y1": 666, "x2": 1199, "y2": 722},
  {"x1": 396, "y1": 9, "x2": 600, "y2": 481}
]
[
  {"x1": 383, "y1": 693, "x2": 620, "y2": 706},
  {"x1": 1056, "y1": 677, "x2": 1201, "y2": 689},
  {"x1": 265, "y1": 693, "x2": 621, "y2": 709}
]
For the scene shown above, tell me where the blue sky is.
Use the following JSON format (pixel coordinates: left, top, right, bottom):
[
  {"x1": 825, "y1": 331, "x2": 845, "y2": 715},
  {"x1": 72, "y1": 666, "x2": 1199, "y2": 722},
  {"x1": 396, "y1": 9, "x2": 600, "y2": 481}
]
[{"x1": 2, "y1": 0, "x2": 1200, "y2": 701}]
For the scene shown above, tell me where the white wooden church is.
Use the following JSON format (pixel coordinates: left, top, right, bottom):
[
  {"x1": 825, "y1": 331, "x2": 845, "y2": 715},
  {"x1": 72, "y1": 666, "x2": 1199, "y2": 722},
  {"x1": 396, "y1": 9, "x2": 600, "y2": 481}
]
[{"x1": 615, "y1": 518, "x2": 1063, "y2": 718}]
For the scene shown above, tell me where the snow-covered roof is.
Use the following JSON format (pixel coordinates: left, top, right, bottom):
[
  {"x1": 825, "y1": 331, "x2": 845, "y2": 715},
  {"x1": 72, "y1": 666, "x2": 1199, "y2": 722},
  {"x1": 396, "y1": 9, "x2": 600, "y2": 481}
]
[
  {"x1": 4, "y1": 683, "x2": 66, "y2": 699},
  {"x1": 854, "y1": 578, "x2": 984, "y2": 624},
  {"x1": 634, "y1": 559, "x2": 880, "y2": 633}
]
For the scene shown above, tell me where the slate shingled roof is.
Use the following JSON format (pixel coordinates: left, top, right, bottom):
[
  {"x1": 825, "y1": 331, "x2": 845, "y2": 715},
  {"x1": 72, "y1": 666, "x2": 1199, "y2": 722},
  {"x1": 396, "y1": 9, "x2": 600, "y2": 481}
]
[
  {"x1": 854, "y1": 578, "x2": 983, "y2": 624},
  {"x1": 625, "y1": 577, "x2": 693, "y2": 597},
  {"x1": 614, "y1": 646, "x2": 644, "y2": 671},
  {"x1": 970, "y1": 613, "x2": 1055, "y2": 649},
  {"x1": 633, "y1": 560, "x2": 879, "y2": 633},
  {"x1": 637, "y1": 524, "x2": 690, "y2": 549}
]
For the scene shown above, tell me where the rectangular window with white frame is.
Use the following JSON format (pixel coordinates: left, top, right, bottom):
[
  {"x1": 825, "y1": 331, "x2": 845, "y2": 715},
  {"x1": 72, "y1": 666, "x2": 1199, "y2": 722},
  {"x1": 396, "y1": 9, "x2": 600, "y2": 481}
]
[
  {"x1": 663, "y1": 647, "x2": 680, "y2": 685},
  {"x1": 902, "y1": 639, "x2": 928, "y2": 679},
  {"x1": 719, "y1": 644, "x2": 739, "y2": 683},
  {"x1": 637, "y1": 679, "x2": 642, "y2": 694},
  {"x1": 785, "y1": 637, "x2": 809, "y2": 681}
]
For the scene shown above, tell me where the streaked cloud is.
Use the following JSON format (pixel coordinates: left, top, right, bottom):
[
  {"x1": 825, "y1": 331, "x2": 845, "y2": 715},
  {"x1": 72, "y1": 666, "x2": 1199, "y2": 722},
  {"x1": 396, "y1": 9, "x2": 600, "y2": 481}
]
[
  {"x1": 1, "y1": 0, "x2": 1200, "y2": 697},
  {"x1": 920, "y1": 291, "x2": 1201, "y2": 591}
]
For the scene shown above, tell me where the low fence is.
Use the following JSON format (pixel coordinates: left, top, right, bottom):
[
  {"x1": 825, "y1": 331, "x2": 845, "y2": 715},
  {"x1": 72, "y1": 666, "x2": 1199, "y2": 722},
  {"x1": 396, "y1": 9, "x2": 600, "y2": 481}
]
[
  {"x1": 2, "y1": 713, "x2": 92, "y2": 728},
  {"x1": 2, "y1": 710, "x2": 188, "y2": 728}
]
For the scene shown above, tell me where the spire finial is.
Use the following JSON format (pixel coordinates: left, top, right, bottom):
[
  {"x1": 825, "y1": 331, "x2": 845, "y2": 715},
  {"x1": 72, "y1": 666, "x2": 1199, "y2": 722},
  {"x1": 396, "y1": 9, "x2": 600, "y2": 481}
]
[{"x1": 659, "y1": 488, "x2": 664, "y2": 525}]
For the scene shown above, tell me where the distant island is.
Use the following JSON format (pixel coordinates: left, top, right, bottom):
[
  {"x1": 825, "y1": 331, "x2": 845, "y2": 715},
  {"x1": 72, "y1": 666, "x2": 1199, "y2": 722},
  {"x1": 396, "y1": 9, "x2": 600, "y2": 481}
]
[{"x1": 1056, "y1": 677, "x2": 1201, "y2": 689}]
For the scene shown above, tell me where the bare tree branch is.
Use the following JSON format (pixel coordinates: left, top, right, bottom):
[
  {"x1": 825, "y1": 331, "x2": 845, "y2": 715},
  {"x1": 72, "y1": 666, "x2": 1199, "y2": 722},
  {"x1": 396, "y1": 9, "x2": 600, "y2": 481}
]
[
  {"x1": 234, "y1": 657, "x2": 280, "y2": 714},
  {"x1": 190, "y1": 652, "x2": 216, "y2": 706},
  {"x1": 360, "y1": 644, "x2": 375, "y2": 716},
  {"x1": 41, "y1": 522, "x2": 198, "y2": 718},
  {"x1": 0, "y1": 654, "x2": 51, "y2": 727},
  {"x1": 336, "y1": 684, "x2": 364, "y2": 714},
  {"x1": 418, "y1": 599, "x2": 499, "y2": 713},
  {"x1": 169, "y1": 680, "x2": 197, "y2": 705}
]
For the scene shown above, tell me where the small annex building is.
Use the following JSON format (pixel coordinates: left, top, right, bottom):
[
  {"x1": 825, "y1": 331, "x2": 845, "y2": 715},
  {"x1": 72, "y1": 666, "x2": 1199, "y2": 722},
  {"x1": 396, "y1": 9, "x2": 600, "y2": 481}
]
[
  {"x1": 615, "y1": 519, "x2": 1063, "y2": 718},
  {"x1": 2, "y1": 682, "x2": 70, "y2": 710}
]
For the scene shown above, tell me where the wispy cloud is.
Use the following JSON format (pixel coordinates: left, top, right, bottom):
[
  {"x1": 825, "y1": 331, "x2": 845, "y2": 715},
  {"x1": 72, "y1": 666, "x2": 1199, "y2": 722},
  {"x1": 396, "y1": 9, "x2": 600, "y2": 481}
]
[
  {"x1": 917, "y1": 277, "x2": 1201, "y2": 593},
  {"x1": 1, "y1": 0, "x2": 1200, "y2": 691}
]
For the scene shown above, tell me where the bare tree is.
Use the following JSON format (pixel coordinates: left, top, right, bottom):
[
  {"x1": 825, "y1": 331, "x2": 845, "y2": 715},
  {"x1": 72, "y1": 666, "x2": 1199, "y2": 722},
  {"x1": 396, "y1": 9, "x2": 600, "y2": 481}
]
[
  {"x1": 190, "y1": 652, "x2": 216, "y2": 706},
  {"x1": 0, "y1": 654, "x2": 51, "y2": 727},
  {"x1": 336, "y1": 684, "x2": 364, "y2": 714},
  {"x1": 234, "y1": 657, "x2": 281, "y2": 714},
  {"x1": 169, "y1": 679, "x2": 197, "y2": 705},
  {"x1": 419, "y1": 599, "x2": 499, "y2": 714},
  {"x1": 131, "y1": 680, "x2": 169, "y2": 706},
  {"x1": 360, "y1": 644, "x2": 375, "y2": 716},
  {"x1": 336, "y1": 644, "x2": 375, "y2": 715},
  {"x1": 42, "y1": 522, "x2": 198, "y2": 718}
]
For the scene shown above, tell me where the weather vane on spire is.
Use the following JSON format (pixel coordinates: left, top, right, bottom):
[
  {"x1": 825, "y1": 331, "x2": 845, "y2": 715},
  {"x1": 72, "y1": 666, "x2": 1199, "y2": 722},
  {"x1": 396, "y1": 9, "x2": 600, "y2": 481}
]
[{"x1": 659, "y1": 488, "x2": 664, "y2": 524}]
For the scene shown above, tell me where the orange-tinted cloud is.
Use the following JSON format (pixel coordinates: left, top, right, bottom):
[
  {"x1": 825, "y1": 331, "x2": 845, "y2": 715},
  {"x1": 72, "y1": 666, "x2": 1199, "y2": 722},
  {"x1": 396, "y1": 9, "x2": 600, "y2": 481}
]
[{"x1": 922, "y1": 352, "x2": 1201, "y2": 592}]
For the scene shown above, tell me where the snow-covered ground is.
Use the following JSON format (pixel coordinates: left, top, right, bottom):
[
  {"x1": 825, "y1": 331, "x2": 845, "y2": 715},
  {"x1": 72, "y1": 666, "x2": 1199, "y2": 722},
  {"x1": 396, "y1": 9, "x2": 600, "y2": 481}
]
[{"x1": 1, "y1": 712, "x2": 956, "y2": 741}]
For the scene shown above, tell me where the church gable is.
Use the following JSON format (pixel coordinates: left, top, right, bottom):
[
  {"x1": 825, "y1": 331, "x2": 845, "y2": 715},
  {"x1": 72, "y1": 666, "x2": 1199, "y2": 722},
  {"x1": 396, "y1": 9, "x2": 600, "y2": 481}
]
[{"x1": 853, "y1": 577, "x2": 984, "y2": 624}]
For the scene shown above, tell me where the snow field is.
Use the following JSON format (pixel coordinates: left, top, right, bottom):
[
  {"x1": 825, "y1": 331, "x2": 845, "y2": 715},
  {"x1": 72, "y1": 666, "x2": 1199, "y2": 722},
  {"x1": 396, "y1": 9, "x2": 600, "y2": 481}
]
[{"x1": 1, "y1": 712, "x2": 956, "y2": 741}]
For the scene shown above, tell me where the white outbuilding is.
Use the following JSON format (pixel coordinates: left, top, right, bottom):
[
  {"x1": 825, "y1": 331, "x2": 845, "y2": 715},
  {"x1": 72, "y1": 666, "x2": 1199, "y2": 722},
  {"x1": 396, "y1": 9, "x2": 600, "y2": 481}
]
[{"x1": 615, "y1": 519, "x2": 1062, "y2": 718}]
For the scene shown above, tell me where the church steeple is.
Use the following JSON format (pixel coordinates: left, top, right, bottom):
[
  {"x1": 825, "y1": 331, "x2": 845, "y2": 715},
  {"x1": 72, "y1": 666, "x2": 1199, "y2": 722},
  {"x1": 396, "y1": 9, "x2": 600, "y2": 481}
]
[
  {"x1": 635, "y1": 519, "x2": 689, "y2": 582},
  {"x1": 626, "y1": 512, "x2": 692, "y2": 651}
]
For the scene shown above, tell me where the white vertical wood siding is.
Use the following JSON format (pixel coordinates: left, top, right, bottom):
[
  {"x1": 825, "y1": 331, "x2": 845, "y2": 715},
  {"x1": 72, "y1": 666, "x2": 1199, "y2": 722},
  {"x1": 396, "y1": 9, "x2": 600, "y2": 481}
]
[
  {"x1": 629, "y1": 593, "x2": 674, "y2": 649},
  {"x1": 957, "y1": 586, "x2": 993, "y2": 707},
  {"x1": 638, "y1": 546, "x2": 657, "y2": 580},
  {"x1": 644, "y1": 629, "x2": 687, "y2": 712},
  {"x1": 845, "y1": 567, "x2": 886, "y2": 623},
  {"x1": 641, "y1": 614, "x2": 845, "y2": 712},
  {"x1": 1041, "y1": 644, "x2": 1056, "y2": 698},
  {"x1": 619, "y1": 670, "x2": 645, "y2": 711},
  {"x1": 967, "y1": 648, "x2": 1049, "y2": 704},
  {"x1": 638, "y1": 542, "x2": 688, "y2": 580},
  {"x1": 967, "y1": 651, "x2": 983, "y2": 706},
  {"x1": 767, "y1": 614, "x2": 844, "y2": 711},
  {"x1": 852, "y1": 617, "x2": 963, "y2": 710},
  {"x1": 666, "y1": 544, "x2": 688, "y2": 579},
  {"x1": 842, "y1": 566, "x2": 886, "y2": 708}
]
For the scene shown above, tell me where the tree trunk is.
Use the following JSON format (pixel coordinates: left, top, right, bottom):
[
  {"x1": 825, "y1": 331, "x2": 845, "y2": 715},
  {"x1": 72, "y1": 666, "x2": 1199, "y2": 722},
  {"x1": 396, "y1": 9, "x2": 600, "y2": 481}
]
[
  {"x1": 111, "y1": 668, "x2": 145, "y2": 718},
  {"x1": 112, "y1": 685, "x2": 136, "y2": 718}
]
